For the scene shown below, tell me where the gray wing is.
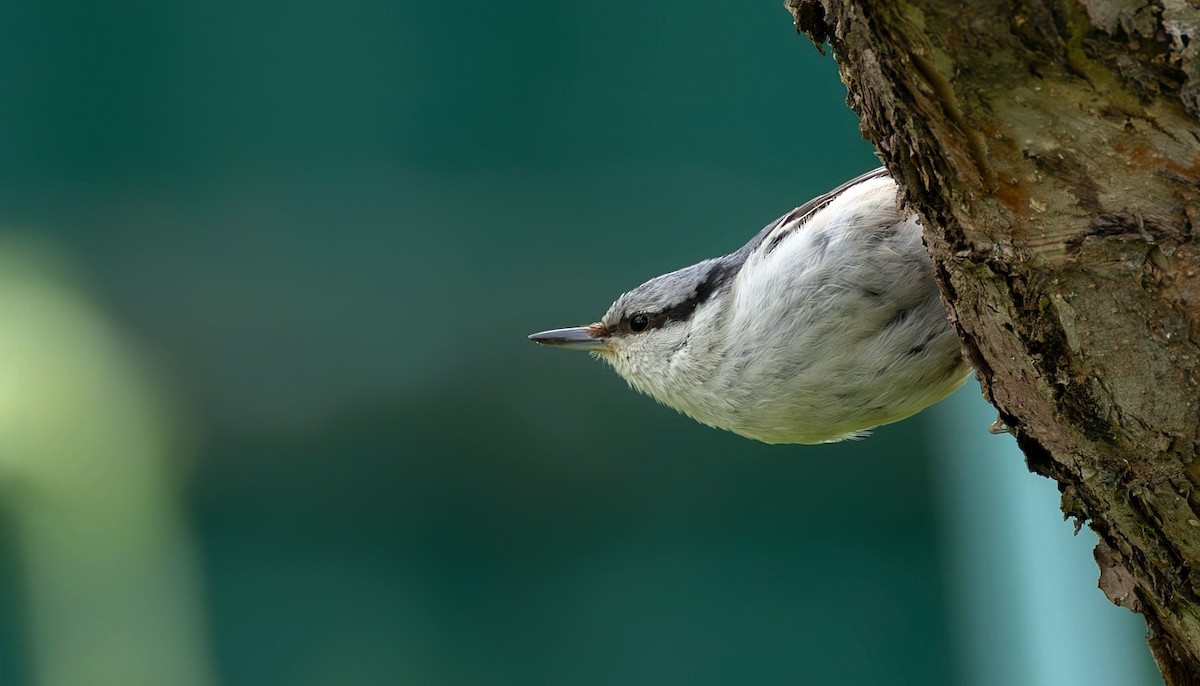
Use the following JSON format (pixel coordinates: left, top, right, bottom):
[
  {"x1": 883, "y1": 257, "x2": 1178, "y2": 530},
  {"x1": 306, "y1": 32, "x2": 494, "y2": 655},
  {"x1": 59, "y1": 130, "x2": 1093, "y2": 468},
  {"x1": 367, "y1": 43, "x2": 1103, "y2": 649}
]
[{"x1": 733, "y1": 166, "x2": 891, "y2": 261}]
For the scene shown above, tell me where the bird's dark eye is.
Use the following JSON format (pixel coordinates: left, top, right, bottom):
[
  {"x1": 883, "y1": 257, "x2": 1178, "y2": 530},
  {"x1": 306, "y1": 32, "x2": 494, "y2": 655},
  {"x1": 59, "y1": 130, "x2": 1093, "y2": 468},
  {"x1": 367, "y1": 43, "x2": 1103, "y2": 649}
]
[{"x1": 629, "y1": 313, "x2": 650, "y2": 332}]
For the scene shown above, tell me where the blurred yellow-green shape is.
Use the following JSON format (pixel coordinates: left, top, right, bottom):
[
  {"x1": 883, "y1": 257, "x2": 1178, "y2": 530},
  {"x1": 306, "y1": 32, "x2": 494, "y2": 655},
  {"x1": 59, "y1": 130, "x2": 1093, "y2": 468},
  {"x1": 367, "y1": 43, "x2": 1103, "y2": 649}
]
[{"x1": 0, "y1": 238, "x2": 214, "y2": 686}]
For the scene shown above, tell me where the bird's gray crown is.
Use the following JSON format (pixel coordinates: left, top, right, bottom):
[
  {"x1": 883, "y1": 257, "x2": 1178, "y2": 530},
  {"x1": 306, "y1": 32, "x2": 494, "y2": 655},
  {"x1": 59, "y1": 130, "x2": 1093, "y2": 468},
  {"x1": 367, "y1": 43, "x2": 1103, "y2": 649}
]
[{"x1": 601, "y1": 257, "x2": 738, "y2": 335}]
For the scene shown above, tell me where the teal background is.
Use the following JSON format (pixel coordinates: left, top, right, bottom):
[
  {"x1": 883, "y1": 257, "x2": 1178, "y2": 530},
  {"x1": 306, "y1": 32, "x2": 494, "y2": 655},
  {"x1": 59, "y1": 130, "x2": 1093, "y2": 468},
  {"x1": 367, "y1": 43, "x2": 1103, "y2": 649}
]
[{"x1": 0, "y1": 1, "x2": 1161, "y2": 685}]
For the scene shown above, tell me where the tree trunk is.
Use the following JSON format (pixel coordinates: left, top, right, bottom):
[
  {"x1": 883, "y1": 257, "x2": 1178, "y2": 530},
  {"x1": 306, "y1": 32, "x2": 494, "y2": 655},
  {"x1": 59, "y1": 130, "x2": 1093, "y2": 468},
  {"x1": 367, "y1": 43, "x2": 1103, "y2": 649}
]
[{"x1": 786, "y1": 0, "x2": 1200, "y2": 681}]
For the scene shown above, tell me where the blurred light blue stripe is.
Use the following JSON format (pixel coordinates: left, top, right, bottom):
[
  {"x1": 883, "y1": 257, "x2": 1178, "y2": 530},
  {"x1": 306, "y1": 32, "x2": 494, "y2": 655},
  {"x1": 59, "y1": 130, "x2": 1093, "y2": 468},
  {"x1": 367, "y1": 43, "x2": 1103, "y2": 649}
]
[{"x1": 930, "y1": 387, "x2": 1160, "y2": 686}]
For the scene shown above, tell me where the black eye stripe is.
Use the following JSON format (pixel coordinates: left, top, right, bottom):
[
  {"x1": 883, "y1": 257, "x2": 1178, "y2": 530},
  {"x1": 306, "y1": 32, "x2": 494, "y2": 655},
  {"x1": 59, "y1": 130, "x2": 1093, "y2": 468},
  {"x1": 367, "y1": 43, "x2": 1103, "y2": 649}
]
[
  {"x1": 657, "y1": 262, "x2": 734, "y2": 322},
  {"x1": 622, "y1": 261, "x2": 736, "y2": 333}
]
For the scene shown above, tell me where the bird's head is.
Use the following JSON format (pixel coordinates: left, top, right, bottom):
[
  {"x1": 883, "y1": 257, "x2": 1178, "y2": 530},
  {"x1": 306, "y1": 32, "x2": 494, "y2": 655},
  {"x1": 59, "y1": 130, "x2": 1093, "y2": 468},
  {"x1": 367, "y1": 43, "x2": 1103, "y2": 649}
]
[{"x1": 529, "y1": 257, "x2": 736, "y2": 401}]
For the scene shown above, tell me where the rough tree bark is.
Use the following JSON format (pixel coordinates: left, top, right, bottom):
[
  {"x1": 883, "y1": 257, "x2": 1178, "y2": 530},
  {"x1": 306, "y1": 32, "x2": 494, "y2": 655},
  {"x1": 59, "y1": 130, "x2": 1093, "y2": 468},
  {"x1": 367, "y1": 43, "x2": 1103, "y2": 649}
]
[{"x1": 786, "y1": 0, "x2": 1200, "y2": 682}]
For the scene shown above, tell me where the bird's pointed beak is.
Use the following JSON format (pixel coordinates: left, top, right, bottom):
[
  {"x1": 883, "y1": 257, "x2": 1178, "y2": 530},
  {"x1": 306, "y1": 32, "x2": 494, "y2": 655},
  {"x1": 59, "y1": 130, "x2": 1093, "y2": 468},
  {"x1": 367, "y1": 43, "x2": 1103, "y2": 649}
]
[{"x1": 528, "y1": 324, "x2": 609, "y2": 351}]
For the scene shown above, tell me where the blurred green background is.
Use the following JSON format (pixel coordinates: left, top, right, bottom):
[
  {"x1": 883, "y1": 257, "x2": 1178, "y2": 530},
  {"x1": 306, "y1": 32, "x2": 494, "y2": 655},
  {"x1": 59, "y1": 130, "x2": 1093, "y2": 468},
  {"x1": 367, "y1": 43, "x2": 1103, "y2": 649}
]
[{"x1": 0, "y1": 1, "x2": 1163, "y2": 685}]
